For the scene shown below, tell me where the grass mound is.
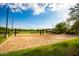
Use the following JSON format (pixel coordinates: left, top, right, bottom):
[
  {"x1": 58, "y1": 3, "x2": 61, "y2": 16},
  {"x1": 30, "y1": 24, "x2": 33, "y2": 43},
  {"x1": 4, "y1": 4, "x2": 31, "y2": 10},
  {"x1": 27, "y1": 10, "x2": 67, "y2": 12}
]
[{"x1": 0, "y1": 38, "x2": 79, "y2": 56}]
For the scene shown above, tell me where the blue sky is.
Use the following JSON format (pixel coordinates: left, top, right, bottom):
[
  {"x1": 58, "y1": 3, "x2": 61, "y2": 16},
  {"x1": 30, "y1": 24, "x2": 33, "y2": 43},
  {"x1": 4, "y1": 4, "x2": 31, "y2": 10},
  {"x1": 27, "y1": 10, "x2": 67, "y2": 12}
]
[{"x1": 0, "y1": 3, "x2": 76, "y2": 29}]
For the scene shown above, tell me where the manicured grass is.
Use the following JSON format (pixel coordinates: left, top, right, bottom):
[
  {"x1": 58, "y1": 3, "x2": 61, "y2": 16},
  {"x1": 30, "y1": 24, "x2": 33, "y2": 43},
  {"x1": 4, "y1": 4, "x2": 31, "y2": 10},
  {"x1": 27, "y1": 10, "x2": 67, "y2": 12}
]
[
  {"x1": 17, "y1": 30, "x2": 40, "y2": 34},
  {"x1": 0, "y1": 31, "x2": 13, "y2": 44},
  {"x1": 0, "y1": 35, "x2": 6, "y2": 44},
  {"x1": 0, "y1": 38, "x2": 79, "y2": 56}
]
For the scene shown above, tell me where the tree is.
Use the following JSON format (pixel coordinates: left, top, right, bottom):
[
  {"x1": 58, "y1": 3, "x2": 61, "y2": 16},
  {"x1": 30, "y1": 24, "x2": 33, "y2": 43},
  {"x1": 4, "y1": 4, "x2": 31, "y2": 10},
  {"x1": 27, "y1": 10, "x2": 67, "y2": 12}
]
[
  {"x1": 68, "y1": 3, "x2": 79, "y2": 21},
  {"x1": 66, "y1": 3, "x2": 79, "y2": 34},
  {"x1": 54, "y1": 22, "x2": 67, "y2": 34},
  {"x1": 70, "y1": 20, "x2": 79, "y2": 34}
]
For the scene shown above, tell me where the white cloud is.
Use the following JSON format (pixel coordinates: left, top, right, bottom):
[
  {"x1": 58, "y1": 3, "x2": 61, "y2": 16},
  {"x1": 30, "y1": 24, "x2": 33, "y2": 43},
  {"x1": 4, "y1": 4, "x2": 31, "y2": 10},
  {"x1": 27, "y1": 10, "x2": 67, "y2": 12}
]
[
  {"x1": 48, "y1": 3, "x2": 76, "y2": 11},
  {"x1": 0, "y1": 3, "x2": 48, "y2": 15},
  {"x1": 48, "y1": 3, "x2": 77, "y2": 24},
  {"x1": 0, "y1": 3, "x2": 77, "y2": 15},
  {"x1": 7, "y1": 3, "x2": 29, "y2": 12},
  {"x1": 32, "y1": 3, "x2": 48, "y2": 15}
]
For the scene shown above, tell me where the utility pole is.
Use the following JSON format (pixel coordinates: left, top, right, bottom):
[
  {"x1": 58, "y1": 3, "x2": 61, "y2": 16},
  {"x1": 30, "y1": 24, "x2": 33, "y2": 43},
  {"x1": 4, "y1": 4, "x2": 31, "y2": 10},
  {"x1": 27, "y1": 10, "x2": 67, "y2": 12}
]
[
  {"x1": 5, "y1": 7, "x2": 9, "y2": 38},
  {"x1": 15, "y1": 29, "x2": 16, "y2": 36},
  {"x1": 12, "y1": 19, "x2": 13, "y2": 30},
  {"x1": 12, "y1": 18, "x2": 13, "y2": 34}
]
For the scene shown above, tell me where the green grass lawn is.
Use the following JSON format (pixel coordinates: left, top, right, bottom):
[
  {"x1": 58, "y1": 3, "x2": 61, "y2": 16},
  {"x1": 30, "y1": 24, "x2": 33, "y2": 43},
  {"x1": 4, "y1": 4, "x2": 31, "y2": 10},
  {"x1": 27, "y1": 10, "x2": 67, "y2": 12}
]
[
  {"x1": 0, "y1": 34, "x2": 6, "y2": 44},
  {"x1": 0, "y1": 31, "x2": 13, "y2": 44},
  {"x1": 16, "y1": 30, "x2": 40, "y2": 34},
  {"x1": 0, "y1": 38, "x2": 79, "y2": 56}
]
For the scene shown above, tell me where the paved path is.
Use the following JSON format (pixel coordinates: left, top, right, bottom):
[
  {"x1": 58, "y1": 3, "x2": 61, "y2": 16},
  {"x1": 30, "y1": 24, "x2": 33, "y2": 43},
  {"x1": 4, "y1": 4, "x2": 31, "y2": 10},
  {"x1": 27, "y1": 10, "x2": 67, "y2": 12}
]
[{"x1": 0, "y1": 34, "x2": 79, "y2": 53}]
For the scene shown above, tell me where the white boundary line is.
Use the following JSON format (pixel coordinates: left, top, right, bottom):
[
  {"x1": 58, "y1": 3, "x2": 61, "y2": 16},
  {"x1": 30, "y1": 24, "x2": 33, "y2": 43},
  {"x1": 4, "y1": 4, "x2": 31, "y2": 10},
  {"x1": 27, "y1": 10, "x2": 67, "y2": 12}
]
[{"x1": 0, "y1": 34, "x2": 14, "y2": 47}]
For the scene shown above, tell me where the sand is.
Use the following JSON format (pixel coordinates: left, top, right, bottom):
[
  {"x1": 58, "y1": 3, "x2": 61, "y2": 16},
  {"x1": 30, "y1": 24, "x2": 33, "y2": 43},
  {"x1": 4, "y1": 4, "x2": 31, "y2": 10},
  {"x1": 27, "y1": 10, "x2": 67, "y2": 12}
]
[{"x1": 0, "y1": 34, "x2": 79, "y2": 53}]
